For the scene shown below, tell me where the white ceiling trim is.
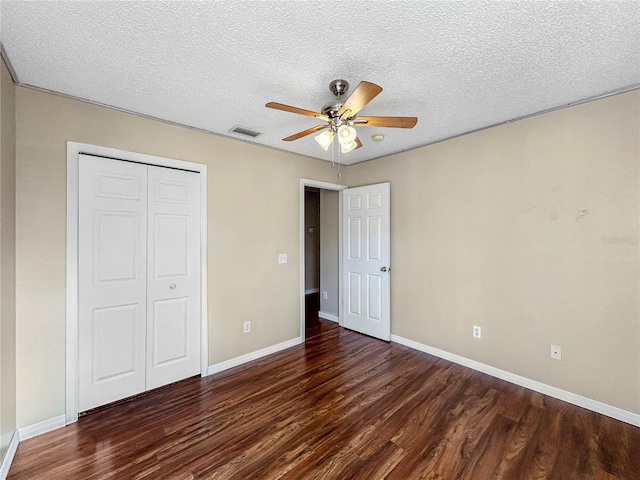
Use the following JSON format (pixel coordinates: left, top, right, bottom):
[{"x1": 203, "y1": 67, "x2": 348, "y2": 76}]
[
  {"x1": 14, "y1": 81, "x2": 639, "y2": 166},
  {"x1": 2, "y1": 1, "x2": 638, "y2": 164}
]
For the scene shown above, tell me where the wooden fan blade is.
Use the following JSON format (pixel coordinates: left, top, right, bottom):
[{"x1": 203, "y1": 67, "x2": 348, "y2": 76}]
[
  {"x1": 355, "y1": 136, "x2": 363, "y2": 149},
  {"x1": 338, "y1": 81, "x2": 383, "y2": 118},
  {"x1": 283, "y1": 125, "x2": 327, "y2": 141},
  {"x1": 266, "y1": 102, "x2": 329, "y2": 122},
  {"x1": 355, "y1": 116, "x2": 418, "y2": 128}
]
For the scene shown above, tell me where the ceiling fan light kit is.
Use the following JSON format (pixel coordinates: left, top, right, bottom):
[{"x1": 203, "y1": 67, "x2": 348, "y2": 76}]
[
  {"x1": 266, "y1": 79, "x2": 418, "y2": 155},
  {"x1": 337, "y1": 125, "x2": 357, "y2": 145},
  {"x1": 315, "y1": 130, "x2": 334, "y2": 150},
  {"x1": 341, "y1": 140, "x2": 358, "y2": 154}
]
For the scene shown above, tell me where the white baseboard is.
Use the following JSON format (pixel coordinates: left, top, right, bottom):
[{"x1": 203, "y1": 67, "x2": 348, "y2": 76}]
[
  {"x1": 391, "y1": 334, "x2": 640, "y2": 427},
  {"x1": 17, "y1": 414, "x2": 66, "y2": 441},
  {"x1": 207, "y1": 337, "x2": 303, "y2": 376},
  {"x1": 305, "y1": 288, "x2": 319, "y2": 295},
  {"x1": 318, "y1": 311, "x2": 339, "y2": 323},
  {"x1": 0, "y1": 430, "x2": 19, "y2": 480}
]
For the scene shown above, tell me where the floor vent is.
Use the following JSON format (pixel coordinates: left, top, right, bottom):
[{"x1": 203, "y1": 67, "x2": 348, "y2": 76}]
[{"x1": 229, "y1": 125, "x2": 262, "y2": 138}]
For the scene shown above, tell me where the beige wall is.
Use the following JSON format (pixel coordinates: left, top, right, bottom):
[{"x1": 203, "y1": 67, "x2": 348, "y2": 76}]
[
  {"x1": 348, "y1": 91, "x2": 640, "y2": 413},
  {"x1": 320, "y1": 189, "x2": 339, "y2": 316},
  {"x1": 9, "y1": 80, "x2": 640, "y2": 431},
  {"x1": 14, "y1": 86, "x2": 340, "y2": 427},
  {"x1": 304, "y1": 189, "x2": 320, "y2": 291},
  {"x1": 1, "y1": 56, "x2": 17, "y2": 458}
]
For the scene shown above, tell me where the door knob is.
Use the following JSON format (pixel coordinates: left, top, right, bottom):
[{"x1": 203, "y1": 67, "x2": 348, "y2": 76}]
[
  {"x1": 380, "y1": 266, "x2": 388, "y2": 272},
  {"x1": 170, "y1": 283, "x2": 177, "y2": 289}
]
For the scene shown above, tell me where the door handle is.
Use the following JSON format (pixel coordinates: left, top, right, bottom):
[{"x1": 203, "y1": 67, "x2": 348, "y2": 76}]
[
  {"x1": 380, "y1": 266, "x2": 388, "y2": 272},
  {"x1": 170, "y1": 283, "x2": 177, "y2": 289}
]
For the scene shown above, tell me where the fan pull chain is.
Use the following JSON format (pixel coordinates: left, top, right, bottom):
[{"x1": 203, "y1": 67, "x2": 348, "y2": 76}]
[{"x1": 331, "y1": 134, "x2": 335, "y2": 168}]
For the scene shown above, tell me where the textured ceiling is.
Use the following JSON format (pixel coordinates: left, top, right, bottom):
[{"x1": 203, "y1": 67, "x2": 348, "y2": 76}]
[{"x1": 1, "y1": 1, "x2": 638, "y2": 165}]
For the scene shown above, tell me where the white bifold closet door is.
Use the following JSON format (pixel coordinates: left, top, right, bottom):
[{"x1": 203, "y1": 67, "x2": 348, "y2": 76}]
[{"x1": 78, "y1": 154, "x2": 200, "y2": 412}]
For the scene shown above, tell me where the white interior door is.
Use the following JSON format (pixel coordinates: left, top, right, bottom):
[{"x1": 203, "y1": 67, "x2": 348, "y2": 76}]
[
  {"x1": 78, "y1": 155, "x2": 148, "y2": 411},
  {"x1": 79, "y1": 155, "x2": 201, "y2": 412},
  {"x1": 146, "y1": 166, "x2": 200, "y2": 390},
  {"x1": 342, "y1": 182, "x2": 391, "y2": 340}
]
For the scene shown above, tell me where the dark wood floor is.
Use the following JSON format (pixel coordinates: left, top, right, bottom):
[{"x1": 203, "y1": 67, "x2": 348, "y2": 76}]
[{"x1": 9, "y1": 321, "x2": 640, "y2": 479}]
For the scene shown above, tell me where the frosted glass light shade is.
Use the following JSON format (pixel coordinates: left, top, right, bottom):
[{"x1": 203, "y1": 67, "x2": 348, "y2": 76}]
[
  {"x1": 341, "y1": 140, "x2": 358, "y2": 153},
  {"x1": 337, "y1": 125, "x2": 356, "y2": 146},
  {"x1": 314, "y1": 130, "x2": 334, "y2": 150}
]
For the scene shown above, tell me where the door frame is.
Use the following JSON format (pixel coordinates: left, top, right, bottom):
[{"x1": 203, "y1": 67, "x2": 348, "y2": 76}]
[
  {"x1": 65, "y1": 142, "x2": 208, "y2": 424},
  {"x1": 299, "y1": 178, "x2": 347, "y2": 338}
]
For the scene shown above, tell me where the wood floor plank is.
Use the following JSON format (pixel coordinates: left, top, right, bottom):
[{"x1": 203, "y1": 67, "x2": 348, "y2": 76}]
[
  {"x1": 458, "y1": 413, "x2": 518, "y2": 480},
  {"x1": 8, "y1": 320, "x2": 640, "y2": 479},
  {"x1": 490, "y1": 404, "x2": 546, "y2": 478}
]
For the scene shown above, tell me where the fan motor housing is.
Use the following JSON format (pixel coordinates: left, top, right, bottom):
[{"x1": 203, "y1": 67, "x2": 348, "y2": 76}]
[{"x1": 321, "y1": 101, "x2": 344, "y2": 118}]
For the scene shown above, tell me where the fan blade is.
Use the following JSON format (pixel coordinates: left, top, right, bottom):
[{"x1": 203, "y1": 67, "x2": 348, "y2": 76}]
[
  {"x1": 283, "y1": 125, "x2": 327, "y2": 141},
  {"x1": 338, "y1": 81, "x2": 383, "y2": 118},
  {"x1": 266, "y1": 102, "x2": 329, "y2": 122},
  {"x1": 355, "y1": 116, "x2": 418, "y2": 128},
  {"x1": 355, "y1": 136, "x2": 363, "y2": 149}
]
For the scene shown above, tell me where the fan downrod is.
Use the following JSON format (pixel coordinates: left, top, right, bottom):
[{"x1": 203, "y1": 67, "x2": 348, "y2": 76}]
[{"x1": 322, "y1": 79, "x2": 350, "y2": 119}]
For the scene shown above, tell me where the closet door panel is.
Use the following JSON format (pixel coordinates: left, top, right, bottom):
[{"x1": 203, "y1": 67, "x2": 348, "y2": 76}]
[
  {"x1": 78, "y1": 155, "x2": 147, "y2": 412},
  {"x1": 146, "y1": 166, "x2": 201, "y2": 389}
]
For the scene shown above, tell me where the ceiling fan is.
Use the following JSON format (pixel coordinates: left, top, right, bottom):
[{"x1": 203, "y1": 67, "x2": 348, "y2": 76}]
[{"x1": 266, "y1": 79, "x2": 418, "y2": 153}]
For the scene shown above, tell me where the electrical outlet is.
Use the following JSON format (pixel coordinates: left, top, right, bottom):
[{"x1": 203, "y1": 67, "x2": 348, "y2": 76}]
[
  {"x1": 322, "y1": 291, "x2": 328, "y2": 300},
  {"x1": 243, "y1": 321, "x2": 251, "y2": 333},
  {"x1": 551, "y1": 345, "x2": 561, "y2": 360},
  {"x1": 278, "y1": 253, "x2": 287, "y2": 264},
  {"x1": 473, "y1": 326, "x2": 481, "y2": 338}
]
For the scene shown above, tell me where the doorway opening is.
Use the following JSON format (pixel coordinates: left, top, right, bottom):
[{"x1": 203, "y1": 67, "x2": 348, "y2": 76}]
[
  {"x1": 304, "y1": 187, "x2": 321, "y2": 337},
  {"x1": 299, "y1": 179, "x2": 347, "y2": 340}
]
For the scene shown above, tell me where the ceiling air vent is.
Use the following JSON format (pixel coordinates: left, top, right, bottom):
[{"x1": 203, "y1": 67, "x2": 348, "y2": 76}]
[{"x1": 229, "y1": 125, "x2": 262, "y2": 138}]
